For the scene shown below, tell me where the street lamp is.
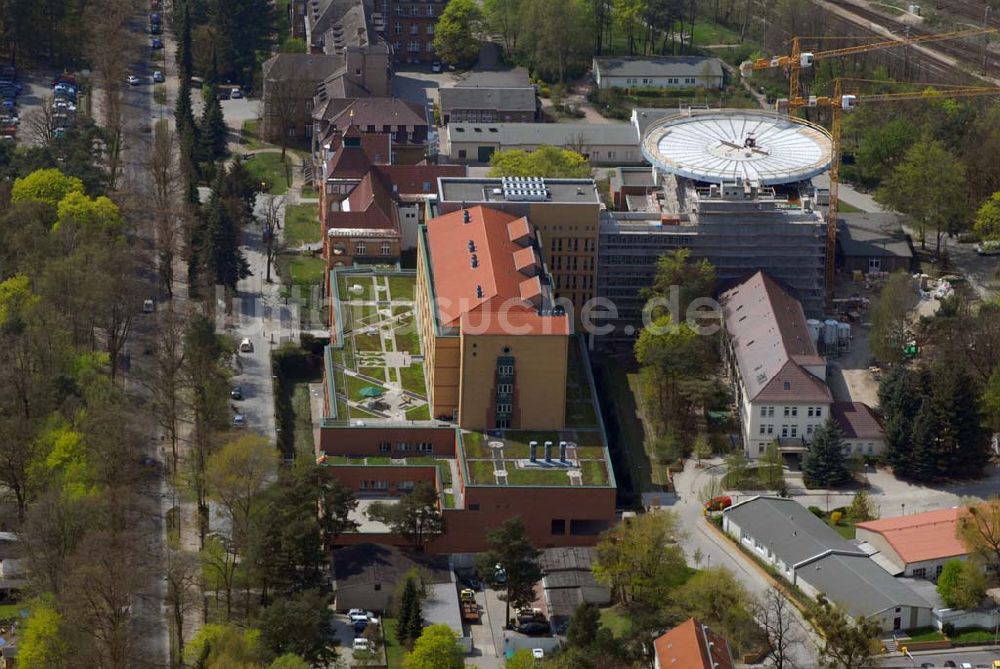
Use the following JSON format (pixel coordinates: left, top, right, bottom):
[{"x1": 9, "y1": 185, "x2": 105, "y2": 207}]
[{"x1": 901, "y1": 503, "x2": 906, "y2": 517}]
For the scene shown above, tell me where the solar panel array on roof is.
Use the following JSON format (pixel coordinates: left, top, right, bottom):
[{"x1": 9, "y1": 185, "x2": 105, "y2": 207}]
[{"x1": 502, "y1": 176, "x2": 548, "y2": 202}]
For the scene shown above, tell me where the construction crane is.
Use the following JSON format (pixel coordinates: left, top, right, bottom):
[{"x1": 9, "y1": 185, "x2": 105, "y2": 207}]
[
  {"x1": 782, "y1": 79, "x2": 1000, "y2": 305},
  {"x1": 740, "y1": 27, "x2": 996, "y2": 100}
]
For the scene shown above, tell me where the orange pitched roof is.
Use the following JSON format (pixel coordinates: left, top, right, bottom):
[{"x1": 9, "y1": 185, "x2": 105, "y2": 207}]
[
  {"x1": 513, "y1": 246, "x2": 539, "y2": 273},
  {"x1": 507, "y1": 217, "x2": 532, "y2": 244},
  {"x1": 856, "y1": 508, "x2": 966, "y2": 564},
  {"x1": 653, "y1": 619, "x2": 734, "y2": 669},
  {"x1": 425, "y1": 206, "x2": 570, "y2": 336}
]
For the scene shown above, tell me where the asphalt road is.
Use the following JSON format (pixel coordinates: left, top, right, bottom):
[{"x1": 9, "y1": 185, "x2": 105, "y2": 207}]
[
  {"x1": 881, "y1": 648, "x2": 1000, "y2": 667},
  {"x1": 119, "y1": 11, "x2": 172, "y2": 669}
]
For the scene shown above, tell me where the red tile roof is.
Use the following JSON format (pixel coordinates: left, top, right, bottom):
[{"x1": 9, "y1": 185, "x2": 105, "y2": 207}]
[
  {"x1": 856, "y1": 508, "x2": 966, "y2": 564},
  {"x1": 372, "y1": 165, "x2": 466, "y2": 196},
  {"x1": 323, "y1": 97, "x2": 427, "y2": 128},
  {"x1": 721, "y1": 271, "x2": 832, "y2": 403},
  {"x1": 324, "y1": 132, "x2": 391, "y2": 180},
  {"x1": 425, "y1": 206, "x2": 570, "y2": 336},
  {"x1": 653, "y1": 619, "x2": 734, "y2": 669},
  {"x1": 513, "y1": 246, "x2": 538, "y2": 273},
  {"x1": 832, "y1": 402, "x2": 884, "y2": 440}
]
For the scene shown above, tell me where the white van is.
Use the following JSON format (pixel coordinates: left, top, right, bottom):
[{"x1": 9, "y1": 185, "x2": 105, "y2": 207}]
[
  {"x1": 239, "y1": 338, "x2": 253, "y2": 353},
  {"x1": 352, "y1": 638, "x2": 372, "y2": 653}
]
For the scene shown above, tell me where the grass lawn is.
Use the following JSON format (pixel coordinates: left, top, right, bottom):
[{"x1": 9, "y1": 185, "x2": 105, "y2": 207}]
[
  {"x1": 245, "y1": 152, "x2": 292, "y2": 195},
  {"x1": 394, "y1": 329, "x2": 421, "y2": 354},
  {"x1": 0, "y1": 603, "x2": 26, "y2": 621},
  {"x1": 354, "y1": 332, "x2": 383, "y2": 352},
  {"x1": 690, "y1": 19, "x2": 744, "y2": 45},
  {"x1": 581, "y1": 460, "x2": 610, "y2": 485},
  {"x1": 338, "y1": 275, "x2": 375, "y2": 301},
  {"x1": 284, "y1": 203, "x2": 320, "y2": 246},
  {"x1": 948, "y1": 627, "x2": 995, "y2": 643},
  {"x1": 827, "y1": 518, "x2": 857, "y2": 539},
  {"x1": 292, "y1": 383, "x2": 316, "y2": 458},
  {"x1": 287, "y1": 255, "x2": 326, "y2": 287},
  {"x1": 345, "y1": 374, "x2": 385, "y2": 401},
  {"x1": 359, "y1": 367, "x2": 385, "y2": 380},
  {"x1": 382, "y1": 618, "x2": 406, "y2": 669},
  {"x1": 905, "y1": 627, "x2": 947, "y2": 642},
  {"x1": 153, "y1": 85, "x2": 166, "y2": 105},
  {"x1": 387, "y1": 275, "x2": 415, "y2": 300},
  {"x1": 599, "y1": 606, "x2": 632, "y2": 638},
  {"x1": 240, "y1": 120, "x2": 268, "y2": 150},
  {"x1": 300, "y1": 184, "x2": 318, "y2": 198},
  {"x1": 399, "y1": 364, "x2": 426, "y2": 395},
  {"x1": 837, "y1": 200, "x2": 863, "y2": 213},
  {"x1": 467, "y1": 459, "x2": 496, "y2": 484},
  {"x1": 462, "y1": 431, "x2": 489, "y2": 458},
  {"x1": 405, "y1": 404, "x2": 430, "y2": 420}
]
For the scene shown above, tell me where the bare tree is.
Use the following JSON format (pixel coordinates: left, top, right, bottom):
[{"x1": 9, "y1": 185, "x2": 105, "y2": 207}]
[
  {"x1": 263, "y1": 77, "x2": 312, "y2": 161},
  {"x1": 260, "y1": 194, "x2": 286, "y2": 283},
  {"x1": 149, "y1": 121, "x2": 183, "y2": 297},
  {"x1": 164, "y1": 549, "x2": 200, "y2": 664},
  {"x1": 24, "y1": 101, "x2": 58, "y2": 146},
  {"x1": 83, "y1": 0, "x2": 139, "y2": 189},
  {"x1": 144, "y1": 307, "x2": 188, "y2": 475},
  {"x1": 94, "y1": 252, "x2": 144, "y2": 383},
  {"x1": 753, "y1": 587, "x2": 805, "y2": 669}
]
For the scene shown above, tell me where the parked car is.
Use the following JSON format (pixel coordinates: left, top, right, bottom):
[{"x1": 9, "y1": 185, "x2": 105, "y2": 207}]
[
  {"x1": 152, "y1": 70, "x2": 165, "y2": 83},
  {"x1": 532, "y1": 649, "x2": 545, "y2": 659},
  {"x1": 142, "y1": 298, "x2": 155, "y2": 313},
  {"x1": 150, "y1": 23, "x2": 161, "y2": 34},
  {"x1": 431, "y1": 61, "x2": 442, "y2": 73},
  {"x1": 515, "y1": 622, "x2": 550, "y2": 637},
  {"x1": 348, "y1": 609, "x2": 368, "y2": 624},
  {"x1": 353, "y1": 620, "x2": 368, "y2": 634},
  {"x1": 239, "y1": 338, "x2": 253, "y2": 353},
  {"x1": 127, "y1": 74, "x2": 140, "y2": 86},
  {"x1": 230, "y1": 88, "x2": 243, "y2": 99},
  {"x1": 233, "y1": 414, "x2": 246, "y2": 427},
  {"x1": 231, "y1": 386, "x2": 243, "y2": 400},
  {"x1": 975, "y1": 240, "x2": 1000, "y2": 256},
  {"x1": 151, "y1": 38, "x2": 163, "y2": 49},
  {"x1": 704, "y1": 495, "x2": 733, "y2": 511},
  {"x1": 352, "y1": 638, "x2": 372, "y2": 653}
]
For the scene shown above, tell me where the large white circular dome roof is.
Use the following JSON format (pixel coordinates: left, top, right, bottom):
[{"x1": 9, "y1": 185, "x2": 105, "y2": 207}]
[{"x1": 641, "y1": 110, "x2": 833, "y2": 185}]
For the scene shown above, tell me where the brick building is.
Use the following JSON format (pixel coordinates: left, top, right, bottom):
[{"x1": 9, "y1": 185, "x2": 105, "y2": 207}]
[{"x1": 384, "y1": 0, "x2": 448, "y2": 64}]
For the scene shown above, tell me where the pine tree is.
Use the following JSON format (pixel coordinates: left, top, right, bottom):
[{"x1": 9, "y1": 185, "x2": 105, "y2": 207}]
[
  {"x1": 177, "y1": 0, "x2": 193, "y2": 83},
  {"x1": 200, "y1": 86, "x2": 228, "y2": 162},
  {"x1": 878, "y1": 365, "x2": 926, "y2": 475},
  {"x1": 200, "y1": 171, "x2": 250, "y2": 290},
  {"x1": 397, "y1": 577, "x2": 422, "y2": 650},
  {"x1": 802, "y1": 418, "x2": 851, "y2": 488}
]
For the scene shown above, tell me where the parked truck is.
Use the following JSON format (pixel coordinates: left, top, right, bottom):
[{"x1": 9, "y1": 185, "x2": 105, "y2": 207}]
[{"x1": 460, "y1": 588, "x2": 480, "y2": 623}]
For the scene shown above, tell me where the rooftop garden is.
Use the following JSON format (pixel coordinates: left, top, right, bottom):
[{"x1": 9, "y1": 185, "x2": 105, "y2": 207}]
[
  {"x1": 326, "y1": 270, "x2": 430, "y2": 424},
  {"x1": 460, "y1": 429, "x2": 612, "y2": 487}
]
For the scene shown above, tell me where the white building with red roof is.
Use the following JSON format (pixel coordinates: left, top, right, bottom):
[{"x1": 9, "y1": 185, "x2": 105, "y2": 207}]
[{"x1": 856, "y1": 508, "x2": 969, "y2": 579}]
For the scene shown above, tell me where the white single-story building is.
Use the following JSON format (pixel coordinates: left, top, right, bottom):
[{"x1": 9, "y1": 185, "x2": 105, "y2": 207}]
[
  {"x1": 724, "y1": 496, "x2": 933, "y2": 632},
  {"x1": 855, "y1": 508, "x2": 969, "y2": 580},
  {"x1": 446, "y1": 122, "x2": 643, "y2": 165},
  {"x1": 593, "y1": 56, "x2": 724, "y2": 90}
]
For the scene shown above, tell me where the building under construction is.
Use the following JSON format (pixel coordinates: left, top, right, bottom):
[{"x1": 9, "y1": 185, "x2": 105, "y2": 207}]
[{"x1": 600, "y1": 109, "x2": 833, "y2": 332}]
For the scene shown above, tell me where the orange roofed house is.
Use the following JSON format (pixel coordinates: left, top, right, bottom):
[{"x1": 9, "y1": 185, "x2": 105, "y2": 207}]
[
  {"x1": 654, "y1": 618, "x2": 734, "y2": 669},
  {"x1": 317, "y1": 203, "x2": 616, "y2": 554},
  {"x1": 855, "y1": 508, "x2": 970, "y2": 580}
]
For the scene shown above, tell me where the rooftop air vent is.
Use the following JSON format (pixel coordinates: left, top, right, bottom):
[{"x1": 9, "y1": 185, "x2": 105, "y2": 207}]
[
  {"x1": 476, "y1": 285, "x2": 484, "y2": 298},
  {"x1": 468, "y1": 240, "x2": 476, "y2": 252},
  {"x1": 470, "y1": 254, "x2": 479, "y2": 268},
  {"x1": 463, "y1": 209, "x2": 471, "y2": 224}
]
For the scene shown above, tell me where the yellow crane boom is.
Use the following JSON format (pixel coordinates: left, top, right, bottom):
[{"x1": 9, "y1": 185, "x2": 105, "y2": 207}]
[
  {"x1": 741, "y1": 27, "x2": 996, "y2": 100},
  {"x1": 783, "y1": 80, "x2": 1000, "y2": 306}
]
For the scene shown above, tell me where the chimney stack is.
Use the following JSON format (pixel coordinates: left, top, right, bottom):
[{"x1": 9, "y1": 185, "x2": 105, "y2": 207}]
[
  {"x1": 544, "y1": 441, "x2": 553, "y2": 462},
  {"x1": 559, "y1": 441, "x2": 567, "y2": 462},
  {"x1": 529, "y1": 441, "x2": 538, "y2": 462}
]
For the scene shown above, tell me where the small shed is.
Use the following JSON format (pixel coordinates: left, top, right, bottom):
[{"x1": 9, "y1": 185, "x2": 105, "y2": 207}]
[
  {"x1": 332, "y1": 543, "x2": 452, "y2": 612},
  {"x1": 836, "y1": 213, "x2": 913, "y2": 274}
]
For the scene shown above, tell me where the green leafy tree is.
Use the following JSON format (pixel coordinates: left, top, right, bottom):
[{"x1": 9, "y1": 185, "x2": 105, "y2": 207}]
[
  {"x1": 854, "y1": 117, "x2": 919, "y2": 187},
  {"x1": 18, "y1": 597, "x2": 69, "y2": 669},
  {"x1": 846, "y1": 491, "x2": 878, "y2": 523},
  {"x1": 12, "y1": 168, "x2": 84, "y2": 206},
  {"x1": 488, "y1": 146, "x2": 591, "y2": 178},
  {"x1": 634, "y1": 315, "x2": 712, "y2": 427},
  {"x1": 870, "y1": 272, "x2": 918, "y2": 365},
  {"x1": 184, "y1": 623, "x2": 264, "y2": 668},
  {"x1": 693, "y1": 433, "x2": 713, "y2": 463},
  {"x1": 981, "y1": 364, "x2": 1000, "y2": 435},
  {"x1": 366, "y1": 482, "x2": 445, "y2": 549},
  {"x1": 876, "y1": 137, "x2": 967, "y2": 256},
  {"x1": 974, "y1": 191, "x2": 1000, "y2": 240},
  {"x1": 674, "y1": 567, "x2": 755, "y2": 655},
  {"x1": 642, "y1": 248, "x2": 716, "y2": 324},
  {"x1": 259, "y1": 590, "x2": 337, "y2": 666},
  {"x1": 433, "y1": 0, "x2": 482, "y2": 66},
  {"x1": 814, "y1": 599, "x2": 881, "y2": 669},
  {"x1": 725, "y1": 449, "x2": 749, "y2": 488},
  {"x1": 403, "y1": 625, "x2": 464, "y2": 669},
  {"x1": 320, "y1": 476, "x2": 360, "y2": 541},
  {"x1": 566, "y1": 602, "x2": 600, "y2": 649},
  {"x1": 761, "y1": 441, "x2": 784, "y2": 489},
  {"x1": 937, "y1": 559, "x2": 987, "y2": 610},
  {"x1": 476, "y1": 517, "x2": 543, "y2": 628},
  {"x1": 269, "y1": 655, "x2": 311, "y2": 669},
  {"x1": 958, "y1": 500, "x2": 1000, "y2": 574},
  {"x1": 802, "y1": 418, "x2": 851, "y2": 488},
  {"x1": 519, "y1": 0, "x2": 595, "y2": 82},
  {"x1": 592, "y1": 511, "x2": 685, "y2": 608},
  {"x1": 483, "y1": 0, "x2": 522, "y2": 58}
]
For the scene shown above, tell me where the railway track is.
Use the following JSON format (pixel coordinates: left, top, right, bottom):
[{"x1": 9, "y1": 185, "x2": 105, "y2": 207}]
[{"x1": 825, "y1": 0, "x2": 1000, "y2": 82}]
